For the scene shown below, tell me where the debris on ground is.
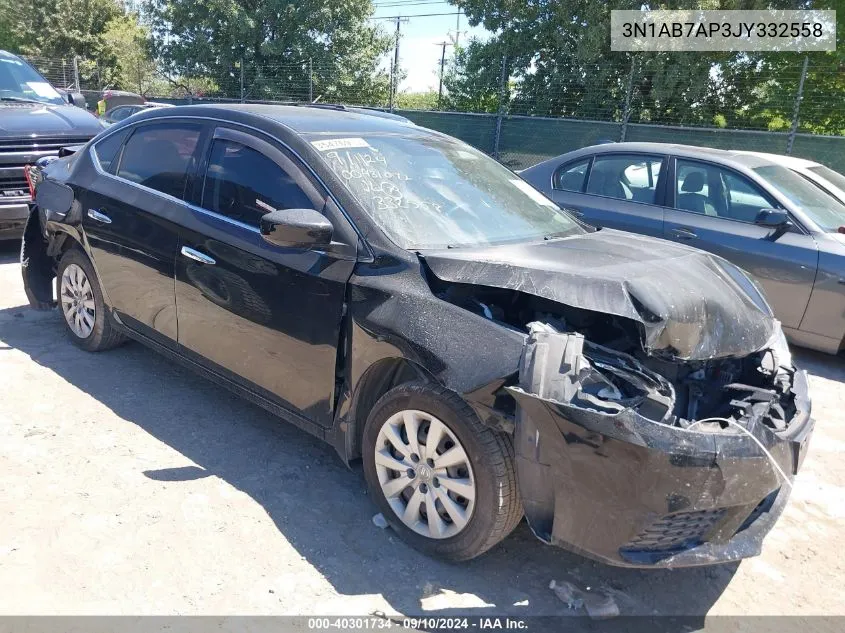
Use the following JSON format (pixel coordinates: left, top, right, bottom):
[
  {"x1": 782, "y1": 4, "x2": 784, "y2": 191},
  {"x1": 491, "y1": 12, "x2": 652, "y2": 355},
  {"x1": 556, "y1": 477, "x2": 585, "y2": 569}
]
[
  {"x1": 549, "y1": 580, "x2": 583, "y2": 610},
  {"x1": 549, "y1": 579, "x2": 619, "y2": 619},
  {"x1": 372, "y1": 513, "x2": 389, "y2": 529}
]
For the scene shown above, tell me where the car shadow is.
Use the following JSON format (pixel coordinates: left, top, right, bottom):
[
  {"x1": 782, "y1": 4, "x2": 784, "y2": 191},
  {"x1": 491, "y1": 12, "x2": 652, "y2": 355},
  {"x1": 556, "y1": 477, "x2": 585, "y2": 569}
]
[
  {"x1": 0, "y1": 285, "x2": 737, "y2": 624},
  {"x1": 0, "y1": 239, "x2": 19, "y2": 265},
  {"x1": 793, "y1": 347, "x2": 845, "y2": 382}
]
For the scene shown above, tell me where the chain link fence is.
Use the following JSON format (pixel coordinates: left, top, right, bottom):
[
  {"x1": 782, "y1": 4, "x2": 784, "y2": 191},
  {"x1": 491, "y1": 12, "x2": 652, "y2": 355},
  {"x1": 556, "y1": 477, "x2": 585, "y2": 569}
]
[{"x1": 21, "y1": 54, "x2": 845, "y2": 171}]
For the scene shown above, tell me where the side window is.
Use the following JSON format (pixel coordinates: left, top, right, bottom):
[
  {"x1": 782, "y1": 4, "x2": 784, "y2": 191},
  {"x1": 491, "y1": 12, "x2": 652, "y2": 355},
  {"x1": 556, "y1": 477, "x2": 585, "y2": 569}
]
[
  {"x1": 675, "y1": 160, "x2": 774, "y2": 222},
  {"x1": 93, "y1": 129, "x2": 130, "y2": 174},
  {"x1": 586, "y1": 154, "x2": 663, "y2": 203},
  {"x1": 553, "y1": 159, "x2": 590, "y2": 192},
  {"x1": 117, "y1": 123, "x2": 202, "y2": 199},
  {"x1": 723, "y1": 173, "x2": 773, "y2": 221},
  {"x1": 201, "y1": 138, "x2": 318, "y2": 226},
  {"x1": 108, "y1": 107, "x2": 128, "y2": 121}
]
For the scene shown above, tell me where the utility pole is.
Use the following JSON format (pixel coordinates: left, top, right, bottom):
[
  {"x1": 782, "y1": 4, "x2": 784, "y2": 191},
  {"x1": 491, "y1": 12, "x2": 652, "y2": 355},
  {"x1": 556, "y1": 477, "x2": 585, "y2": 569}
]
[
  {"x1": 388, "y1": 16, "x2": 408, "y2": 112},
  {"x1": 435, "y1": 41, "x2": 452, "y2": 110},
  {"x1": 448, "y1": 9, "x2": 464, "y2": 48}
]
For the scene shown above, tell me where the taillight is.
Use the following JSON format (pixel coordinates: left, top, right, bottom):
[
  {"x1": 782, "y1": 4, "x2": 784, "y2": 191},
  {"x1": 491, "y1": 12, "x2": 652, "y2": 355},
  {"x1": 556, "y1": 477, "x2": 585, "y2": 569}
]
[{"x1": 24, "y1": 165, "x2": 36, "y2": 199}]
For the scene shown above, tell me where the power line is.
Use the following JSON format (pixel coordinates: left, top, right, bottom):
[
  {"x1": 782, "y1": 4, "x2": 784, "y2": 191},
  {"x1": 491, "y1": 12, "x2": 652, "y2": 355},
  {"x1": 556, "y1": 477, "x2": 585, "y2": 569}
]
[
  {"x1": 373, "y1": 1, "x2": 452, "y2": 7},
  {"x1": 368, "y1": 12, "x2": 461, "y2": 20}
]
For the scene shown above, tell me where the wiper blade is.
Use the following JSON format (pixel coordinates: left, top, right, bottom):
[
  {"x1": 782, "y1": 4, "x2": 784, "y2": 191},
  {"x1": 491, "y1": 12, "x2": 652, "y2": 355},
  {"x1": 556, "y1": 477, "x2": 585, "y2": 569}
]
[{"x1": 0, "y1": 96, "x2": 45, "y2": 104}]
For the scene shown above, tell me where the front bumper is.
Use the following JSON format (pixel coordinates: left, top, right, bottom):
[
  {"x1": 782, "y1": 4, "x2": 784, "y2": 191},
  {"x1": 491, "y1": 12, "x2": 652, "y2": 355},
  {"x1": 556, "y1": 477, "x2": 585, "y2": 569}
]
[
  {"x1": 509, "y1": 350, "x2": 813, "y2": 569},
  {"x1": 0, "y1": 201, "x2": 29, "y2": 239}
]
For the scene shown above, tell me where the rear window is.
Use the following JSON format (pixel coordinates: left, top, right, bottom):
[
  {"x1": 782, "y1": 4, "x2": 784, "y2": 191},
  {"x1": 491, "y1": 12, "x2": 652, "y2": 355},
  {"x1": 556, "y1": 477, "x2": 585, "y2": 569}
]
[
  {"x1": 93, "y1": 129, "x2": 130, "y2": 174},
  {"x1": 116, "y1": 123, "x2": 201, "y2": 199}
]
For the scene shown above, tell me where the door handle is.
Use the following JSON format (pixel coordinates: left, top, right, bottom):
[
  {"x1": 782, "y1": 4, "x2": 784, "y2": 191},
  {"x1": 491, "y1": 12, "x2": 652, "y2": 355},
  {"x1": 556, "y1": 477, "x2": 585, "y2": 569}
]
[
  {"x1": 670, "y1": 227, "x2": 698, "y2": 240},
  {"x1": 180, "y1": 246, "x2": 216, "y2": 265},
  {"x1": 87, "y1": 208, "x2": 112, "y2": 224}
]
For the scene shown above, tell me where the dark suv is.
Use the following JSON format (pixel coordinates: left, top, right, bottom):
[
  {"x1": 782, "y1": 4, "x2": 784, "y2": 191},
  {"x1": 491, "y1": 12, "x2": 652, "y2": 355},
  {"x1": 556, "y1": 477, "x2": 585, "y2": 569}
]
[{"x1": 0, "y1": 50, "x2": 103, "y2": 239}]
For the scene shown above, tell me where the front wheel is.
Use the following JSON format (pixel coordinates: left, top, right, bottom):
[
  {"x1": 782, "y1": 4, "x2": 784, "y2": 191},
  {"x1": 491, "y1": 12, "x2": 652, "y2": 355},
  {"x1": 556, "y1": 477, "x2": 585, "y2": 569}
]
[
  {"x1": 362, "y1": 383, "x2": 522, "y2": 561},
  {"x1": 56, "y1": 248, "x2": 126, "y2": 352}
]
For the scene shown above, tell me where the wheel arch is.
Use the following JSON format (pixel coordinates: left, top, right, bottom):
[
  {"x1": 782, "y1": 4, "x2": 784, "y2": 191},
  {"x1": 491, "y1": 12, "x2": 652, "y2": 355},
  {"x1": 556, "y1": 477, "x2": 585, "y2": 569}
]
[{"x1": 341, "y1": 356, "x2": 436, "y2": 462}]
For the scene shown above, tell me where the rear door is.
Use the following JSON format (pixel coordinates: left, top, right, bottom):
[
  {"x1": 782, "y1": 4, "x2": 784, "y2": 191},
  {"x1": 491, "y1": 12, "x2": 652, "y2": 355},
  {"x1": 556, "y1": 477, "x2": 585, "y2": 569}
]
[
  {"x1": 545, "y1": 153, "x2": 667, "y2": 237},
  {"x1": 662, "y1": 158, "x2": 818, "y2": 329},
  {"x1": 81, "y1": 120, "x2": 207, "y2": 345},
  {"x1": 174, "y1": 125, "x2": 357, "y2": 428}
]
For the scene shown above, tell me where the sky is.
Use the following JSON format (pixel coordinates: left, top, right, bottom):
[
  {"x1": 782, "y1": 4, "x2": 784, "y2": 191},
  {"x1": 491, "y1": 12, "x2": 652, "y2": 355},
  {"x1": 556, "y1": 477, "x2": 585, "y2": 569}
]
[{"x1": 369, "y1": 0, "x2": 490, "y2": 92}]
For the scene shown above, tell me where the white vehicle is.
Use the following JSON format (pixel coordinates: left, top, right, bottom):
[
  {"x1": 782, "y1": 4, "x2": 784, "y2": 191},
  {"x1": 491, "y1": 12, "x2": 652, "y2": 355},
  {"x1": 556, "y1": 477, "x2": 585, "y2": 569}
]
[{"x1": 739, "y1": 151, "x2": 845, "y2": 211}]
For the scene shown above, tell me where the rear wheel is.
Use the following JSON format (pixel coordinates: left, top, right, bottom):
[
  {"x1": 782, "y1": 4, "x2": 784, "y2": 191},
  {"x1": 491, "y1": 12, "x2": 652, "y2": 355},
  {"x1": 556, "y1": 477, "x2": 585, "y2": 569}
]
[
  {"x1": 56, "y1": 248, "x2": 125, "y2": 352},
  {"x1": 362, "y1": 383, "x2": 522, "y2": 561}
]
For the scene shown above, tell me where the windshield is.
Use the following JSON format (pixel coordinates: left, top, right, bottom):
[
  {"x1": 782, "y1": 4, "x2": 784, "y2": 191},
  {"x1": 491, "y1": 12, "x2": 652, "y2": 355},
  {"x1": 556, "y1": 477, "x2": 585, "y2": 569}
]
[
  {"x1": 310, "y1": 133, "x2": 584, "y2": 249},
  {"x1": 808, "y1": 164, "x2": 845, "y2": 196},
  {"x1": 0, "y1": 54, "x2": 64, "y2": 105},
  {"x1": 754, "y1": 164, "x2": 845, "y2": 232}
]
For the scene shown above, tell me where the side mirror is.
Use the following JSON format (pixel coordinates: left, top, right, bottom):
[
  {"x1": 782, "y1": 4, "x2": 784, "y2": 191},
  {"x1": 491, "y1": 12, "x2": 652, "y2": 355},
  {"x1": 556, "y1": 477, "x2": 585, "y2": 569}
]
[
  {"x1": 260, "y1": 208, "x2": 333, "y2": 249},
  {"x1": 755, "y1": 208, "x2": 792, "y2": 241},
  {"x1": 755, "y1": 208, "x2": 790, "y2": 227},
  {"x1": 69, "y1": 92, "x2": 87, "y2": 109}
]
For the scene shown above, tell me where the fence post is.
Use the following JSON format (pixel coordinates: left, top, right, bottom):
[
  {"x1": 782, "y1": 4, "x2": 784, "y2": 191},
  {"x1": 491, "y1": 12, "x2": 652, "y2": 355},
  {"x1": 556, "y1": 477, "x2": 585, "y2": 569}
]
[
  {"x1": 72, "y1": 56, "x2": 80, "y2": 92},
  {"x1": 308, "y1": 57, "x2": 313, "y2": 103},
  {"x1": 62, "y1": 58, "x2": 67, "y2": 88},
  {"x1": 786, "y1": 55, "x2": 809, "y2": 155},
  {"x1": 620, "y1": 55, "x2": 636, "y2": 142},
  {"x1": 492, "y1": 55, "x2": 508, "y2": 160},
  {"x1": 240, "y1": 58, "x2": 245, "y2": 102}
]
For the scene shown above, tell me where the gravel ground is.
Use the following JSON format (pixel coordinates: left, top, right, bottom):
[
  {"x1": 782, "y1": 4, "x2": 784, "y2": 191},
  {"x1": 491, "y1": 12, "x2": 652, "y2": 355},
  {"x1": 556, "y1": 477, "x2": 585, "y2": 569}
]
[{"x1": 1, "y1": 240, "x2": 844, "y2": 623}]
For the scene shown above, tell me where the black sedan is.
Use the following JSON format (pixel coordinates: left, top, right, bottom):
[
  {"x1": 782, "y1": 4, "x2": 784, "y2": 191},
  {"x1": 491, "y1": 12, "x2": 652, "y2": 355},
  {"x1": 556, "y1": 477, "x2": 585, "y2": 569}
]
[
  {"x1": 520, "y1": 142, "x2": 845, "y2": 355},
  {"x1": 21, "y1": 105, "x2": 812, "y2": 566}
]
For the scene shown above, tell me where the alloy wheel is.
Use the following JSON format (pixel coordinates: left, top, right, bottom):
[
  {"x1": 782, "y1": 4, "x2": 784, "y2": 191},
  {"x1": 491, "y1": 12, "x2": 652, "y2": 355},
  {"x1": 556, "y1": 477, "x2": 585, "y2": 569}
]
[
  {"x1": 374, "y1": 409, "x2": 476, "y2": 539},
  {"x1": 60, "y1": 263, "x2": 96, "y2": 339}
]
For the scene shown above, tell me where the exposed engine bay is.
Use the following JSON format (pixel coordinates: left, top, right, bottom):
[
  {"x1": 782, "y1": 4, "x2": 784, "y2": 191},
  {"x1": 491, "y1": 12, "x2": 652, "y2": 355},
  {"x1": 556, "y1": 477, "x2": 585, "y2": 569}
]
[{"x1": 432, "y1": 279, "x2": 798, "y2": 435}]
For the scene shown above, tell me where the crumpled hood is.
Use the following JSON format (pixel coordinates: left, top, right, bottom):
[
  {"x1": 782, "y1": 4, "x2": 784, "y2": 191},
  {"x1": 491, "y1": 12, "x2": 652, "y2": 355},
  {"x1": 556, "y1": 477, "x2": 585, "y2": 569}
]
[
  {"x1": 0, "y1": 103, "x2": 102, "y2": 138},
  {"x1": 421, "y1": 229, "x2": 776, "y2": 361}
]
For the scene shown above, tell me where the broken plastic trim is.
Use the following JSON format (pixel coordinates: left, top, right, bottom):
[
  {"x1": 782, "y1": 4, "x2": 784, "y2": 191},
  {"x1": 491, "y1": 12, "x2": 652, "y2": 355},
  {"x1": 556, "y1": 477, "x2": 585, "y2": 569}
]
[{"x1": 513, "y1": 322, "x2": 674, "y2": 423}]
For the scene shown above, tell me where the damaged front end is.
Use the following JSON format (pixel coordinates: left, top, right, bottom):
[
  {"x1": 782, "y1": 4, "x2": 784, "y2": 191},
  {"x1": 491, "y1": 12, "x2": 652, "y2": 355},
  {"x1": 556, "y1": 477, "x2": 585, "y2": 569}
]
[
  {"x1": 419, "y1": 232, "x2": 813, "y2": 567},
  {"x1": 508, "y1": 323, "x2": 812, "y2": 568}
]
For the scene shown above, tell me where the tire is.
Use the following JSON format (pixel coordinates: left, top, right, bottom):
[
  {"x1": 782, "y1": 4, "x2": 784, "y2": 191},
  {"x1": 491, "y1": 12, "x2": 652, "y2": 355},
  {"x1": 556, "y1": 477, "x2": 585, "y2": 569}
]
[
  {"x1": 362, "y1": 383, "x2": 522, "y2": 561},
  {"x1": 56, "y1": 248, "x2": 126, "y2": 352}
]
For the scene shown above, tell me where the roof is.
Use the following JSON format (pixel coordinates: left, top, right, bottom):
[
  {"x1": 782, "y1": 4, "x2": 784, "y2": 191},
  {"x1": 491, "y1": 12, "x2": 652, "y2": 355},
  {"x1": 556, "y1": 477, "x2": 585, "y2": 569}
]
[
  {"x1": 570, "y1": 142, "x2": 787, "y2": 170},
  {"x1": 732, "y1": 151, "x2": 819, "y2": 169},
  {"x1": 194, "y1": 103, "x2": 417, "y2": 135}
]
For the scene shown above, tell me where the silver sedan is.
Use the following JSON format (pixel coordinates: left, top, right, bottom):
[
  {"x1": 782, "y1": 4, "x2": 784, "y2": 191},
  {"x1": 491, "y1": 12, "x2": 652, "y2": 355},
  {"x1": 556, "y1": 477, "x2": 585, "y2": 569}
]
[{"x1": 521, "y1": 142, "x2": 845, "y2": 355}]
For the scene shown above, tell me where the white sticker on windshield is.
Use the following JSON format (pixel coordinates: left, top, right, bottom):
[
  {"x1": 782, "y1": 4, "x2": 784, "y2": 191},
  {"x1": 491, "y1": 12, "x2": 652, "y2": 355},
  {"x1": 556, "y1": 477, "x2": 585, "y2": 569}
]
[
  {"x1": 26, "y1": 81, "x2": 60, "y2": 98},
  {"x1": 311, "y1": 137, "x2": 371, "y2": 151},
  {"x1": 510, "y1": 179, "x2": 558, "y2": 207}
]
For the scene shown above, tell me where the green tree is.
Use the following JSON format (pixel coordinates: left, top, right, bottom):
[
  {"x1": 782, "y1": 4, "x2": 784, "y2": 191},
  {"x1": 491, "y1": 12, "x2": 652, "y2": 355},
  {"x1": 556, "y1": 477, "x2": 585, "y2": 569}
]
[
  {"x1": 100, "y1": 14, "x2": 161, "y2": 95},
  {"x1": 445, "y1": 0, "x2": 832, "y2": 130},
  {"x1": 0, "y1": 0, "x2": 25, "y2": 52},
  {"x1": 146, "y1": 0, "x2": 392, "y2": 104},
  {"x1": 442, "y1": 40, "x2": 506, "y2": 113},
  {"x1": 6, "y1": 0, "x2": 121, "y2": 59},
  {"x1": 396, "y1": 90, "x2": 439, "y2": 110}
]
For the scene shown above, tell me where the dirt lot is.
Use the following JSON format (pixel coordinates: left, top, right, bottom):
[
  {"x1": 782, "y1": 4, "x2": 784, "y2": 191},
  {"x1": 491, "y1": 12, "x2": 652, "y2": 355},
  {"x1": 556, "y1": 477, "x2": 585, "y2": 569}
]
[{"x1": 1, "y1": 239, "x2": 844, "y2": 623}]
